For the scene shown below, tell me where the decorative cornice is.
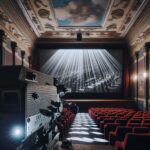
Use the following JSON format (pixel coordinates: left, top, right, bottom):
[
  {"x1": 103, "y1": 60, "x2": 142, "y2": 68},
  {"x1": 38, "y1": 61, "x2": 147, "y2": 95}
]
[
  {"x1": 16, "y1": 0, "x2": 41, "y2": 37},
  {"x1": 36, "y1": 37, "x2": 127, "y2": 44},
  {"x1": 15, "y1": 0, "x2": 148, "y2": 39},
  {"x1": 0, "y1": 0, "x2": 36, "y2": 54},
  {"x1": 122, "y1": 0, "x2": 149, "y2": 37},
  {"x1": 127, "y1": 1, "x2": 150, "y2": 44}
]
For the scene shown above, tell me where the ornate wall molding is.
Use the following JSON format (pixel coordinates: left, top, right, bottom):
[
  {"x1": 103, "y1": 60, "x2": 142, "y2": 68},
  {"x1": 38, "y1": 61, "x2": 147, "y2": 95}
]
[
  {"x1": 127, "y1": 1, "x2": 150, "y2": 55},
  {"x1": 0, "y1": 0, "x2": 36, "y2": 55}
]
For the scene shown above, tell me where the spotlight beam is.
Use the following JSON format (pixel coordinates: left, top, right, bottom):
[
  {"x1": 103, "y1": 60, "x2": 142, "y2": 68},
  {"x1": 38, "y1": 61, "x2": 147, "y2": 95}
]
[{"x1": 42, "y1": 49, "x2": 122, "y2": 92}]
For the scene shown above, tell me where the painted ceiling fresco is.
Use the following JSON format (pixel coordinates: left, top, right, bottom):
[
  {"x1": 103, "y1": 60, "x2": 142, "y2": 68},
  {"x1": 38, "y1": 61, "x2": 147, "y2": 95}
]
[
  {"x1": 0, "y1": 0, "x2": 149, "y2": 43},
  {"x1": 51, "y1": 0, "x2": 110, "y2": 27}
]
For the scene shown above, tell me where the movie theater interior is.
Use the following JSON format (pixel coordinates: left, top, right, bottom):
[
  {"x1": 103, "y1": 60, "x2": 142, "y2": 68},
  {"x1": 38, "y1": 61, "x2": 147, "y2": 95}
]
[{"x1": 0, "y1": 0, "x2": 150, "y2": 150}]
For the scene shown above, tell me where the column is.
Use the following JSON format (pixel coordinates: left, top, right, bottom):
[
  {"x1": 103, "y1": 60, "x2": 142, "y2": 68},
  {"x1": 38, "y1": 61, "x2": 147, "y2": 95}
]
[
  {"x1": 145, "y1": 42, "x2": 150, "y2": 111},
  {"x1": 135, "y1": 51, "x2": 139, "y2": 103},
  {"x1": 10, "y1": 41, "x2": 17, "y2": 65},
  {"x1": 21, "y1": 50, "x2": 25, "y2": 66}
]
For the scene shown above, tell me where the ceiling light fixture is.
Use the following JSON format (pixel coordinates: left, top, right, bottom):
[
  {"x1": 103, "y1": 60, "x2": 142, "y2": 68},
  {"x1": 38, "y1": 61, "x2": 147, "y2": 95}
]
[{"x1": 77, "y1": 31, "x2": 82, "y2": 41}]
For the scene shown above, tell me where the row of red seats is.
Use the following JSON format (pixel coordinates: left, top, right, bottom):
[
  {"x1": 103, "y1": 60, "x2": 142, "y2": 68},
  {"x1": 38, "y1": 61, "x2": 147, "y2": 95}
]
[
  {"x1": 88, "y1": 107, "x2": 150, "y2": 150},
  {"x1": 109, "y1": 126, "x2": 149, "y2": 145},
  {"x1": 104, "y1": 121, "x2": 150, "y2": 140},
  {"x1": 115, "y1": 133, "x2": 150, "y2": 150},
  {"x1": 89, "y1": 108, "x2": 150, "y2": 131},
  {"x1": 56, "y1": 107, "x2": 75, "y2": 139},
  {"x1": 101, "y1": 118, "x2": 150, "y2": 134}
]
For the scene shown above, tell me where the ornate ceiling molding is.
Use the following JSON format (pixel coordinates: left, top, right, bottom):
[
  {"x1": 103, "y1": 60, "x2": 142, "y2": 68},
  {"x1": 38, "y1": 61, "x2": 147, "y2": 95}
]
[
  {"x1": 15, "y1": 0, "x2": 148, "y2": 39},
  {"x1": 127, "y1": 1, "x2": 150, "y2": 52},
  {"x1": 121, "y1": 0, "x2": 149, "y2": 37},
  {"x1": 0, "y1": 0, "x2": 149, "y2": 52}
]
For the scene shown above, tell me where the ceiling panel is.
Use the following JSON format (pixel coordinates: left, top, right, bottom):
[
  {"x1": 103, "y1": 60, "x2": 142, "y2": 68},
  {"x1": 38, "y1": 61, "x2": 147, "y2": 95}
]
[{"x1": 51, "y1": 0, "x2": 110, "y2": 27}]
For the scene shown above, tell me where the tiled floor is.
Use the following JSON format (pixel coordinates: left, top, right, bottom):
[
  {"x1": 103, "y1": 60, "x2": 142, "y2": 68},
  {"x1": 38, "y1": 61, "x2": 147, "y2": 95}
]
[{"x1": 66, "y1": 113, "x2": 109, "y2": 144}]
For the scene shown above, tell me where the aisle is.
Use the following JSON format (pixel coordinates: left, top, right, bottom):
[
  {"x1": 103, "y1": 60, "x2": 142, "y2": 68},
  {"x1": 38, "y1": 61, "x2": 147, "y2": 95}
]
[{"x1": 66, "y1": 113, "x2": 109, "y2": 144}]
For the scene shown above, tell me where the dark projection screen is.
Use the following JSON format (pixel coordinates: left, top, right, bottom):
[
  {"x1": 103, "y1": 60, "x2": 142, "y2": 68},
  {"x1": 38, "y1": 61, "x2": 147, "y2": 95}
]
[{"x1": 41, "y1": 49, "x2": 123, "y2": 95}]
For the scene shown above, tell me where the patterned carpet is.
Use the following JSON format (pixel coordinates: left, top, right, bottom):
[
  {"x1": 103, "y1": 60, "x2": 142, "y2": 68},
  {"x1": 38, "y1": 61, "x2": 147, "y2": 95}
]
[{"x1": 66, "y1": 113, "x2": 109, "y2": 144}]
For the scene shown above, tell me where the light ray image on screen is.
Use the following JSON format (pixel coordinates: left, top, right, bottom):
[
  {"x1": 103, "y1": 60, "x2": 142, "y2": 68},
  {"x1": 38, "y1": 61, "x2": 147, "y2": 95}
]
[{"x1": 42, "y1": 49, "x2": 122, "y2": 93}]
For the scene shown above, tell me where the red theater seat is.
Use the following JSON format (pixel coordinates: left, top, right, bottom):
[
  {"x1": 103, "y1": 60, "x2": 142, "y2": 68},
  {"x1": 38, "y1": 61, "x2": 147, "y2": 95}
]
[
  {"x1": 100, "y1": 118, "x2": 115, "y2": 132},
  {"x1": 127, "y1": 123, "x2": 141, "y2": 128},
  {"x1": 96, "y1": 116, "x2": 109, "y2": 123},
  {"x1": 133, "y1": 127, "x2": 149, "y2": 134},
  {"x1": 104, "y1": 123, "x2": 120, "y2": 140},
  {"x1": 128, "y1": 119, "x2": 142, "y2": 124},
  {"x1": 109, "y1": 126, "x2": 132, "y2": 146},
  {"x1": 115, "y1": 133, "x2": 150, "y2": 150},
  {"x1": 115, "y1": 119, "x2": 128, "y2": 126},
  {"x1": 141, "y1": 123, "x2": 150, "y2": 129},
  {"x1": 143, "y1": 119, "x2": 150, "y2": 123}
]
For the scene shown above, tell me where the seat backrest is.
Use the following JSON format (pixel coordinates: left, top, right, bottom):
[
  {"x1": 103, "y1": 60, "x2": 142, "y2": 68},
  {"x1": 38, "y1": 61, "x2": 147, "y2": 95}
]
[
  {"x1": 116, "y1": 127, "x2": 132, "y2": 140},
  {"x1": 104, "y1": 123, "x2": 120, "y2": 139},
  {"x1": 115, "y1": 119, "x2": 128, "y2": 126},
  {"x1": 124, "y1": 133, "x2": 150, "y2": 150},
  {"x1": 133, "y1": 127, "x2": 149, "y2": 134},
  {"x1": 105, "y1": 123, "x2": 120, "y2": 129},
  {"x1": 143, "y1": 119, "x2": 150, "y2": 123},
  {"x1": 129, "y1": 119, "x2": 142, "y2": 123},
  {"x1": 141, "y1": 123, "x2": 150, "y2": 129},
  {"x1": 127, "y1": 123, "x2": 141, "y2": 127},
  {"x1": 104, "y1": 119, "x2": 115, "y2": 124},
  {"x1": 97, "y1": 116, "x2": 109, "y2": 121}
]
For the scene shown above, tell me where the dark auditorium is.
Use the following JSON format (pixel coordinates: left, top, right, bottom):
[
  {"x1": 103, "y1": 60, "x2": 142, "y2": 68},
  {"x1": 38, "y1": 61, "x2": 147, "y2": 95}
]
[{"x1": 0, "y1": 0, "x2": 150, "y2": 150}]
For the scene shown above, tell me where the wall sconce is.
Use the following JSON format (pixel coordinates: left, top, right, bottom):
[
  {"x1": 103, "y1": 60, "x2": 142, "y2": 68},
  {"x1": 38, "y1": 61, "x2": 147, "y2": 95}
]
[
  {"x1": 133, "y1": 74, "x2": 137, "y2": 81},
  {"x1": 143, "y1": 72, "x2": 147, "y2": 78}
]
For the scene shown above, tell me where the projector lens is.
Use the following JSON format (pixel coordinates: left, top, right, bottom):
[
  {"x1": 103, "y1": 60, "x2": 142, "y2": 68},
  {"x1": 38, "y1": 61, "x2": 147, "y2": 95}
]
[{"x1": 11, "y1": 126, "x2": 24, "y2": 139}]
